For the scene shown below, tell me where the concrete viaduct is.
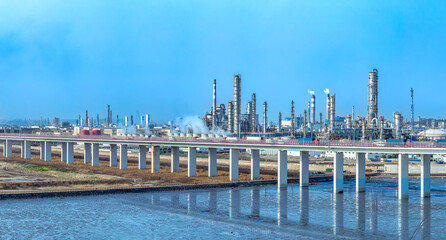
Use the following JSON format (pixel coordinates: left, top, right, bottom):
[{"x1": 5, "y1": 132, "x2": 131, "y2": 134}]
[{"x1": 1, "y1": 134, "x2": 444, "y2": 199}]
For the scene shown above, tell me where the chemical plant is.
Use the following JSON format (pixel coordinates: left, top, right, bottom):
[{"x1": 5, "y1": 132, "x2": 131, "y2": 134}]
[{"x1": 1, "y1": 68, "x2": 446, "y2": 142}]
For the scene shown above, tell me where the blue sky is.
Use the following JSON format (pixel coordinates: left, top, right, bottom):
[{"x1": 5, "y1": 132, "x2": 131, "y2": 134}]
[{"x1": 0, "y1": 1, "x2": 446, "y2": 123}]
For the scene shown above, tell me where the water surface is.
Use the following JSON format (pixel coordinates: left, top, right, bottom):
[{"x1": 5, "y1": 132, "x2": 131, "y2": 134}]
[{"x1": 1, "y1": 178, "x2": 445, "y2": 239}]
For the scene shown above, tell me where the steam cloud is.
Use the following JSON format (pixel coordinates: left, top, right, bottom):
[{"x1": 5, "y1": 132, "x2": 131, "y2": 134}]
[
  {"x1": 307, "y1": 90, "x2": 315, "y2": 95},
  {"x1": 172, "y1": 116, "x2": 229, "y2": 135},
  {"x1": 324, "y1": 88, "x2": 330, "y2": 94}
]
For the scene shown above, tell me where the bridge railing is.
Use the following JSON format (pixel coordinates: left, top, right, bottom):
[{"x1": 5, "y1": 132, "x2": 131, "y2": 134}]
[{"x1": 0, "y1": 133, "x2": 444, "y2": 149}]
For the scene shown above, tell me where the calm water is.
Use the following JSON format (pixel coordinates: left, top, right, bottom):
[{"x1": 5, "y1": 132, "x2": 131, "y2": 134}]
[{"x1": 1, "y1": 178, "x2": 446, "y2": 239}]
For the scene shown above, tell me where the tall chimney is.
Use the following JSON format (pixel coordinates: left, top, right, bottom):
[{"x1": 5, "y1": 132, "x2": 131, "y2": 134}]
[
  {"x1": 146, "y1": 114, "x2": 149, "y2": 127},
  {"x1": 107, "y1": 105, "x2": 110, "y2": 126},
  {"x1": 303, "y1": 110, "x2": 307, "y2": 138},
  {"x1": 410, "y1": 88, "x2": 414, "y2": 130},
  {"x1": 234, "y1": 74, "x2": 241, "y2": 135},
  {"x1": 263, "y1": 101, "x2": 267, "y2": 134},
  {"x1": 228, "y1": 101, "x2": 234, "y2": 133},
  {"x1": 212, "y1": 79, "x2": 217, "y2": 129},
  {"x1": 326, "y1": 93, "x2": 330, "y2": 121},
  {"x1": 251, "y1": 93, "x2": 256, "y2": 132},
  {"x1": 330, "y1": 95, "x2": 336, "y2": 131},
  {"x1": 291, "y1": 101, "x2": 295, "y2": 137},
  {"x1": 311, "y1": 94, "x2": 316, "y2": 125},
  {"x1": 125, "y1": 116, "x2": 128, "y2": 127},
  {"x1": 96, "y1": 114, "x2": 99, "y2": 127},
  {"x1": 85, "y1": 110, "x2": 88, "y2": 127},
  {"x1": 130, "y1": 115, "x2": 133, "y2": 126},
  {"x1": 278, "y1": 112, "x2": 282, "y2": 133}
]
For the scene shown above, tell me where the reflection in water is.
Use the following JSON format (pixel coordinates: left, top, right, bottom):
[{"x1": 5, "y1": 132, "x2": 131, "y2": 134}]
[
  {"x1": 356, "y1": 192, "x2": 366, "y2": 234},
  {"x1": 187, "y1": 192, "x2": 197, "y2": 213},
  {"x1": 299, "y1": 188, "x2": 309, "y2": 226},
  {"x1": 229, "y1": 189, "x2": 240, "y2": 219},
  {"x1": 209, "y1": 191, "x2": 217, "y2": 211},
  {"x1": 333, "y1": 194, "x2": 344, "y2": 235},
  {"x1": 139, "y1": 181, "x2": 439, "y2": 239},
  {"x1": 277, "y1": 188, "x2": 287, "y2": 226},
  {"x1": 398, "y1": 199, "x2": 409, "y2": 240},
  {"x1": 421, "y1": 197, "x2": 431, "y2": 240},
  {"x1": 250, "y1": 189, "x2": 260, "y2": 217},
  {"x1": 368, "y1": 195, "x2": 378, "y2": 234}
]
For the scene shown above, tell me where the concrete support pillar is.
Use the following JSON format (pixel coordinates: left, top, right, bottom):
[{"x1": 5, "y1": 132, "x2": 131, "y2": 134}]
[
  {"x1": 278, "y1": 150, "x2": 288, "y2": 188},
  {"x1": 3, "y1": 141, "x2": 6, "y2": 157},
  {"x1": 61, "y1": 142, "x2": 67, "y2": 162},
  {"x1": 84, "y1": 143, "x2": 91, "y2": 164},
  {"x1": 20, "y1": 141, "x2": 25, "y2": 158},
  {"x1": 44, "y1": 141, "x2": 52, "y2": 162},
  {"x1": 334, "y1": 152, "x2": 344, "y2": 193},
  {"x1": 5, "y1": 140, "x2": 12, "y2": 158},
  {"x1": 171, "y1": 146, "x2": 179, "y2": 173},
  {"x1": 67, "y1": 142, "x2": 74, "y2": 164},
  {"x1": 421, "y1": 154, "x2": 431, "y2": 198},
  {"x1": 138, "y1": 145, "x2": 147, "y2": 170},
  {"x1": 120, "y1": 144, "x2": 128, "y2": 169},
  {"x1": 398, "y1": 154, "x2": 409, "y2": 199},
  {"x1": 110, "y1": 144, "x2": 117, "y2": 167},
  {"x1": 24, "y1": 141, "x2": 31, "y2": 159},
  {"x1": 92, "y1": 143, "x2": 99, "y2": 166},
  {"x1": 300, "y1": 151, "x2": 309, "y2": 187},
  {"x1": 356, "y1": 153, "x2": 366, "y2": 192},
  {"x1": 251, "y1": 149, "x2": 260, "y2": 180},
  {"x1": 208, "y1": 148, "x2": 217, "y2": 177},
  {"x1": 39, "y1": 141, "x2": 45, "y2": 159},
  {"x1": 151, "y1": 146, "x2": 160, "y2": 173},
  {"x1": 188, "y1": 147, "x2": 197, "y2": 177},
  {"x1": 229, "y1": 149, "x2": 239, "y2": 181}
]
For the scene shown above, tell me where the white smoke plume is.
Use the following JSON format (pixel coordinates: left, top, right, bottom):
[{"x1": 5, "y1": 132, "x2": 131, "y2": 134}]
[
  {"x1": 172, "y1": 116, "x2": 230, "y2": 135},
  {"x1": 174, "y1": 116, "x2": 209, "y2": 134},
  {"x1": 324, "y1": 88, "x2": 330, "y2": 94},
  {"x1": 307, "y1": 90, "x2": 315, "y2": 95}
]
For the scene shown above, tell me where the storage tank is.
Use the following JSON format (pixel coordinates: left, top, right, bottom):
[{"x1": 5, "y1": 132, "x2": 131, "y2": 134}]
[
  {"x1": 92, "y1": 130, "x2": 101, "y2": 135},
  {"x1": 80, "y1": 130, "x2": 90, "y2": 135}
]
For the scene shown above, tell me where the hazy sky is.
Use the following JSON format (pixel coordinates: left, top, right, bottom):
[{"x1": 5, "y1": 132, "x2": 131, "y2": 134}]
[{"x1": 1, "y1": 1, "x2": 446, "y2": 123}]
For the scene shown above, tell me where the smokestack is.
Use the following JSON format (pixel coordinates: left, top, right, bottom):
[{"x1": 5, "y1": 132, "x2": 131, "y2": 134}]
[
  {"x1": 291, "y1": 101, "x2": 295, "y2": 137},
  {"x1": 263, "y1": 102, "x2": 267, "y2": 133},
  {"x1": 130, "y1": 115, "x2": 134, "y2": 126},
  {"x1": 410, "y1": 88, "x2": 414, "y2": 130},
  {"x1": 234, "y1": 74, "x2": 241, "y2": 135},
  {"x1": 278, "y1": 112, "x2": 282, "y2": 133},
  {"x1": 251, "y1": 93, "x2": 256, "y2": 133},
  {"x1": 330, "y1": 94, "x2": 336, "y2": 131},
  {"x1": 110, "y1": 110, "x2": 112, "y2": 125},
  {"x1": 246, "y1": 101, "x2": 252, "y2": 132},
  {"x1": 319, "y1": 112, "x2": 322, "y2": 131},
  {"x1": 228, "y1": 101, "x2": 234, "y2": 133},
  {"x1": 125, "y1": 116, "x2": 128, "y2": 127},
  {"x1": 352, "y1": 106, "x2": 355, "y2": 122},
  {"x1": 307, "y1": 101, "x2": 311, "y2": 128},
  {"x1": 367, "y1": 69, "x2": 378, "y2": 127},
  {"x1": 96, "y1": 114, "x2": 99, "y2": 127},
  {"x1": 141, "y1": 115, "x2": 144, "y2": 126},
  {"x1": 212, "y1": 79, "x2": 217, "y2": 129},
  {"x1": 107, "y1": 105, "x2": 110, "y2": 126},
  {"x1": 303, "y1": 110, "x2": 307, "y2": 138},
  {"x1": 77, "y1": 115, "x2": 80, "y2": 127},
  {"x1": 324, "y1": 88, "x2": 330, "y2": 121},
  {"x1": 116, "y1": 115, "x2": 119, "y2": 126},
  {"x1": 85, "y1": 110, "x2": 88, "y2": 127},
  {"x1": 311, "y1": 94, "x2": 316, "y2": 125},
  {"x1": 146, "y1": 114, "x2": 149, "y2": 127}
]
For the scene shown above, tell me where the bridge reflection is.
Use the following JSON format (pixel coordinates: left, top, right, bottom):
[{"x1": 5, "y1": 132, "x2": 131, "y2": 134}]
[{"x1": 139, "y1": 187, "x2": 433, "y2": 239}]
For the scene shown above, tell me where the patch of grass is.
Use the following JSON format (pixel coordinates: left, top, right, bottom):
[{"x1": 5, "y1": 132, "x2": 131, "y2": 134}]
[{"x1": 18, "y1": 163, "x2": 94, "y2": 175}]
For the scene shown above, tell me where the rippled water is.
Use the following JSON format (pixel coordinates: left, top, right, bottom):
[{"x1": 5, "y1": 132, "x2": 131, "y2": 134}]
[{"x1": 1, "y1": 178, "x2": 446, "y2": 239}]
